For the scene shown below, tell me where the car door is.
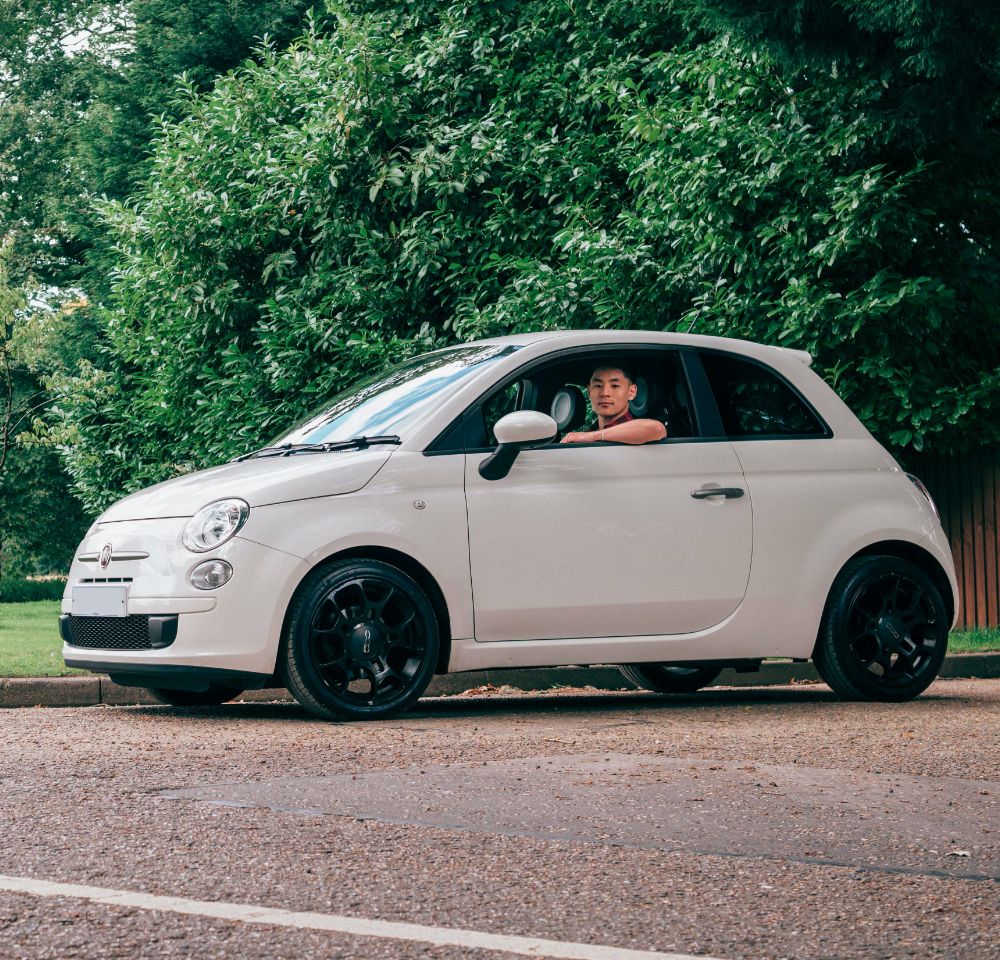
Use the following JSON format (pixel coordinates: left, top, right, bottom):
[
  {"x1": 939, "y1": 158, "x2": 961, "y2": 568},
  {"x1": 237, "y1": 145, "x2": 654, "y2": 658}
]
[{"x1": 464, "y1": 436, "x2": 753, "y2": 643}]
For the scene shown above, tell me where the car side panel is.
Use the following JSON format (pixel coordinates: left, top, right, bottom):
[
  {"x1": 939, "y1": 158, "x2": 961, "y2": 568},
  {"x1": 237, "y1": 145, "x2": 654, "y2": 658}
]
[
  {"x1": 446, "y1": 528, "x2": 952, "y2": 672},
  {"x1": 240, "y1": 452, "x2": 474, "y2": 641},
  {"x1": 727, "y1": 436, "x2": 955, "y2": 651},
  {"x1": 464, "y1": 441, "x2": 753, "y2": 641},
  {"x1": 446, "y1": 438, "x2": 956, "y2": 672}
]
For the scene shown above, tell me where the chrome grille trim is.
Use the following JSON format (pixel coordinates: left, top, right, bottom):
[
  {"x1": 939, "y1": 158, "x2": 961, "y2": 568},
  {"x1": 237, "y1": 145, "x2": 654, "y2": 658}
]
[{"x1": 78, "y1": 551, "x2": 150, "y2": 563}]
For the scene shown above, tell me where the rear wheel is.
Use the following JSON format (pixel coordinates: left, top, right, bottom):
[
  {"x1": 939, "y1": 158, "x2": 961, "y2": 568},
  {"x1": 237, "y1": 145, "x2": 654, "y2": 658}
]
[
  {"x1": 619, "y1": 663, "x2": 722, "y2": 693},
  {"x1": 813, "y1": 555, "x2": 948, "y2": 702},
  {"x1": 146, "y1": 684, "x2": 244, "y2": 706},
  {"x1": 281, "y1": 559, "x2": 439, "y2": 721}
]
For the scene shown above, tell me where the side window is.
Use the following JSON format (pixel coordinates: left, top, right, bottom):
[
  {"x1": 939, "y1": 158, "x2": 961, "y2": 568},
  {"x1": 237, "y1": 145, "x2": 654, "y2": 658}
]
[
  {"x1": 700, "y1": 352, "x2": 826, "y2": 438},
  {"x1": 466, "y1": 350, "x2": 700, "y2": 449}
]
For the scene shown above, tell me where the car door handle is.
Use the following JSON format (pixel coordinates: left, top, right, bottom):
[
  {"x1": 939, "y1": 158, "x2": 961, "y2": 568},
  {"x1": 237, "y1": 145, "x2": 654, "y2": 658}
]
[{"x1": 690, "y1": 486, "x2": 745, "y2": 500}]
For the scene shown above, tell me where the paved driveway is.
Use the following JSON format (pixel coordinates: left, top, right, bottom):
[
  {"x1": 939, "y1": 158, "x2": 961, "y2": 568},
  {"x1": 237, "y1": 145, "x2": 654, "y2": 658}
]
[{"x1": 1, "y1": 680, "x2": 997, "y2": 959}]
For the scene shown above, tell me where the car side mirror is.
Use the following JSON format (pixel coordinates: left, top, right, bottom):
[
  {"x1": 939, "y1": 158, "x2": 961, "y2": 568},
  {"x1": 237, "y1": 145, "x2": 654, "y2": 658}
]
[{"x1": 479, "y1": 411, "x2": 558, "y2": 481}]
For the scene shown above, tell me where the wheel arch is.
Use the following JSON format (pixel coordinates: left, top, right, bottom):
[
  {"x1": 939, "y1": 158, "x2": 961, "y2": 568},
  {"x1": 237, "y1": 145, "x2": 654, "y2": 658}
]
[
  {"x1": 812, "y1": 539, "x2": 956, "y2": 659},
  {"x1": 282, "y1": 545, "x2": 453, "y2": 674},
  {"x1": 851, "y1": 540, "x2": 955, "y2": 626}
]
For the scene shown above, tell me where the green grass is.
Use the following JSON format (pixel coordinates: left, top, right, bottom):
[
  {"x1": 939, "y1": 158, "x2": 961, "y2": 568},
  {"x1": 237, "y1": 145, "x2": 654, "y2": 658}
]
[
  {"x1": 0, "y1": 600, "x2": 86, "y2": 677},
  {"x1": 0, "y1": 600, "x2": 998, "y2": 678},
  {"x1": 948, "y1": 628, "x2": 1000, "y2": 654}
]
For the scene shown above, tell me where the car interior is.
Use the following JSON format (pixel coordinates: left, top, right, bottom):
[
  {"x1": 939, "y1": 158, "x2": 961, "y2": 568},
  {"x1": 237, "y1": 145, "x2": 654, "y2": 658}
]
[{"x1": 473, "y1": 350, "x2": 698, "y2": 448}]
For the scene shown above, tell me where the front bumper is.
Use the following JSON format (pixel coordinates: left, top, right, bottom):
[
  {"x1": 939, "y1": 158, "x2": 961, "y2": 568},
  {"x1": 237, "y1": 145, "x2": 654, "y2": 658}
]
[
  {"x1": 62, "y1": 517, "x2": 310, "y2": 679},
  {"x1": 59, "y1": 657, "x2": 279, "y2": 693}
]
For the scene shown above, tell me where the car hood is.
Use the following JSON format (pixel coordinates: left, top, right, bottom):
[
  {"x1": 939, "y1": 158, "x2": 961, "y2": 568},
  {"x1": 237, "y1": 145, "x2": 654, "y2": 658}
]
[{"x1": 98, "y1": 448, "x2": 395, "y2": 522}]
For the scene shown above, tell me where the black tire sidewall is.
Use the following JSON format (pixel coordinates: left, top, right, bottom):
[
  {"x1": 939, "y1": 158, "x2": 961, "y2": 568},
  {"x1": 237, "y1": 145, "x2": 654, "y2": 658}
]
[
  {"x1": 146, "y1": 684, "x2": 244, "y2": 706},
  {"x1": 818, "y1": 556, "x2": 948, "y2": 702},
  {"x1": 620, "y1": 663, "x2": 723, "y2": 693},
  {"x1": 283, "y1": 559, "x2": 439, "y2": 720}
]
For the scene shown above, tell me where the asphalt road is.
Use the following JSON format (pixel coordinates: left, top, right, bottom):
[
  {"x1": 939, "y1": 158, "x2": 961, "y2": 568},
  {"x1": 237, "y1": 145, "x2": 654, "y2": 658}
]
[{"x1": 1, "y1": 679, "x2": 998, "y2": 960}]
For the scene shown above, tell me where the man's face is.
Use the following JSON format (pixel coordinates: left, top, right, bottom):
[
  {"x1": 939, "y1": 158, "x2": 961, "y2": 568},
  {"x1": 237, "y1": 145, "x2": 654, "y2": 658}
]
[{"x1": 588, "y1": 367, "x2": 636, "y2": 422}]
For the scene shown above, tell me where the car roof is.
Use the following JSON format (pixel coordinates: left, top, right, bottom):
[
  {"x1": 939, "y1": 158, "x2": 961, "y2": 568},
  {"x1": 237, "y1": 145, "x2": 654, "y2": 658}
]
[{"x1": 470, "y1": 329, "x2": 814, "y2": 367}]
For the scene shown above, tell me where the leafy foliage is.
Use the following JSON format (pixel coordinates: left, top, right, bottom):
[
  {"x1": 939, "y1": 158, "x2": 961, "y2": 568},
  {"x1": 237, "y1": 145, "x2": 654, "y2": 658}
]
[
  {"x1": 0, "y1": 243, "x2": 89, "y2": 576},
  {"x1": 43, "y1": 0, "x2": 1000, "y2": 510},
  {"x1": 682, "y1": 0, "x2": 1000, "y2": 444},
  {"x1": 683, "y1": 1, "x2": 1000, "y2": 147},
  {"x1": 1, "y1": 0, "x2": 317, "y2": 569},
  {"x1": 0, "y1": 0, "x2": 318, "y2": 294}
]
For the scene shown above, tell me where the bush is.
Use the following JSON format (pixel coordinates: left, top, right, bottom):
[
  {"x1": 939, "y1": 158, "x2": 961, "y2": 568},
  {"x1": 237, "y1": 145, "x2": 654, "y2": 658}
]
[
  {"x1": 0, "y1": 579, "x2": 67, "y2": 603},
  {"x1": 45, "y1": 1, "x2": 1000, "y2": 511}
]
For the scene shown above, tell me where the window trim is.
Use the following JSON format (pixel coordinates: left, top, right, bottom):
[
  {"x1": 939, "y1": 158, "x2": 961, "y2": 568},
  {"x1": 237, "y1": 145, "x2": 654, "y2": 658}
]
[
  {"x1": 424, "y1": 343, "x2": 708, "y2": 455},
  {"x1": 691, "y1": 347, "x2": 833, "y2": 442}
]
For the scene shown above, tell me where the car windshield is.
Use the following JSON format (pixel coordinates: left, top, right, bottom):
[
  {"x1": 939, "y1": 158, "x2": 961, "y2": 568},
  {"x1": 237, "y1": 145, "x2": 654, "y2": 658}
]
[{"x1": 269, "y1": 344, "x2": 519, "y2": 446}]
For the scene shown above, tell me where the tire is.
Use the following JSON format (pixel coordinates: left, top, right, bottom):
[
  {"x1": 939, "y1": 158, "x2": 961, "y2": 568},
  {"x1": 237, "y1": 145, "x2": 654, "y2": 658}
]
[
  {"x1": 280, "y1": 559, "x2": 440, "y2": 721},
  {"x1": 813, "y1": 555, "x2": 948, "y2": 702},
  {"x1": 619, "y1": 663, "x2": 723, "y2": 693},
  {"x1": 146, "y1": 684, "x2": 244, "y2": 706}
]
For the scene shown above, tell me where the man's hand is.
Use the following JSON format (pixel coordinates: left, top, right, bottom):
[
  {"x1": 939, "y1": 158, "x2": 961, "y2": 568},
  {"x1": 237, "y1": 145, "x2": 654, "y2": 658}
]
[{"x1": 560, "y1": 431, "x2": 599, "y2": 444}]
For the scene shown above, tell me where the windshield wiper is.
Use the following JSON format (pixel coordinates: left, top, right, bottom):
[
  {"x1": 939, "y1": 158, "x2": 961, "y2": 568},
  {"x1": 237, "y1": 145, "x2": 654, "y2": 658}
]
[
  {"x1": 307, "y1": 435, "x2": 402, "y2": 454},
  {"x1": 234, "y1": 435, "x2": 402, "y2": 462}
]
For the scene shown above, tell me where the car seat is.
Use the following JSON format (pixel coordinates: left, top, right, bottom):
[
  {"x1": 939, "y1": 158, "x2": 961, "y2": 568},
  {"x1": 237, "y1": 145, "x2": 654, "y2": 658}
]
[
  {"x1": 550, "y1": 386, "x2": 587, "y2": 433},
  {"x1": 662, "y1": 379, "x2": 694, "y2": 437},
  {"x1": 629, "y1": 376, "x2": 651, "y2": 417}
]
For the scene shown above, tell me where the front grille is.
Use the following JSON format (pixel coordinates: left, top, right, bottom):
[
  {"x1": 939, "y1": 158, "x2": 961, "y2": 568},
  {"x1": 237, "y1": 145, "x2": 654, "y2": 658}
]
[{"x1": 66, "y1": 615, "x2": 152, "y2": 650}]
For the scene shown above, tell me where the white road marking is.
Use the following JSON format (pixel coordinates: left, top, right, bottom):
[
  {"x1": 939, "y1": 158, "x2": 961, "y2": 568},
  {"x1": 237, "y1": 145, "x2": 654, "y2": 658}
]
[{"x1": 0, "y1": 873, "x2": 723, "y2": 960}]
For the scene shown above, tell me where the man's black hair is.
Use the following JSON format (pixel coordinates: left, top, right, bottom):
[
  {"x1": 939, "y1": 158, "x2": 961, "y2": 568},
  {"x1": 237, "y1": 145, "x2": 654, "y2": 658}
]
[{"x1": 589, "y1": 360, "x2": 634, "y2": 384}]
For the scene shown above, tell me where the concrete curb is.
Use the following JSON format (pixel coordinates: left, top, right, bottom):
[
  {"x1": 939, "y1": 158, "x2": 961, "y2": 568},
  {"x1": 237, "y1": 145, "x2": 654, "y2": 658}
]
[{"x1": 1, "y1": 653, "x2": 998, "y2": 709}]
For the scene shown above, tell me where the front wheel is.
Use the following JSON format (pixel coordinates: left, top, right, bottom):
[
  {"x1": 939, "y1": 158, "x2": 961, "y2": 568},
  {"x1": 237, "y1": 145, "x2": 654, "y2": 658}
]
[
  {"x1": 813, "y1": 555, "x2": 948, "y2": 702},
  {"x1": 281, "y1": 559, "x2": 440, "y2": 721},
  {"x1": 619, "y1": 663, "x2": 722, "y2": 693}
]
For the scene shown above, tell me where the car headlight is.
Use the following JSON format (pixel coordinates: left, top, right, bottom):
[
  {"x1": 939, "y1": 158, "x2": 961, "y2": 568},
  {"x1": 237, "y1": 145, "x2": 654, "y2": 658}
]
[{"x1": 182, "y1": 499, "x2": 250, "y2": 553}]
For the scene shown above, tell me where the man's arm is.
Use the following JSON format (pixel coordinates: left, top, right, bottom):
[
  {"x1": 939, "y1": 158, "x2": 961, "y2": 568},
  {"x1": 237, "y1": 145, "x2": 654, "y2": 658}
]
[{"x1": 560, "y1": 419, "x2": 667, "y2": 444}]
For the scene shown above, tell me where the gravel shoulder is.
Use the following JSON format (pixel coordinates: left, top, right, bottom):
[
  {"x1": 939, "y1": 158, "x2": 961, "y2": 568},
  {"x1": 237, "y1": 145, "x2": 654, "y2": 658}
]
[{"x1": 0, "y1": 679, "x2": 997, "y2": 959}]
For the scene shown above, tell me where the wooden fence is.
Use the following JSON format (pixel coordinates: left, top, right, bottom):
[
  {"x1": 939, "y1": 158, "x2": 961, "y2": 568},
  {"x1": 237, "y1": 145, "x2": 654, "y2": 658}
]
[{"x1": 907, "y1": 449, "x2": 1000, "y2": 630}]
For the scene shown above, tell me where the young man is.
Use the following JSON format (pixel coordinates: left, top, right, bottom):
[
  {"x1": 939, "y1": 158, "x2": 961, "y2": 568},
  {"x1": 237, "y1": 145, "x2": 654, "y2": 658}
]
[{"x1": 560, "y1": 364, "x2": 667, "y2": 444}]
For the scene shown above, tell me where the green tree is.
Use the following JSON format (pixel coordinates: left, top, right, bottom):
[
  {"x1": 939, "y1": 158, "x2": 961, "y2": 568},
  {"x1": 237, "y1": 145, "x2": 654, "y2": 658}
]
[
  {"x1": 0, "y1": 0, "x2": 318, "y2": 570},
  {"x1": 681, "y1": 1, "x2": 1000, "y2": 146},
  {"x1": 0, "y1": 239, "x2": 26, "y2": 479},
  {"x1": 680, "y1": 2, "x2": 1000, "y2": 436},
  {"x1": 0, "y1": 241, "x2": 88, "y2": 576},
  {"x1": 47, "y1": 0, "x2": 999, "y2": 511},
  {"x1": 0, "y1": 0, "x2": 318, "y2": 295}
]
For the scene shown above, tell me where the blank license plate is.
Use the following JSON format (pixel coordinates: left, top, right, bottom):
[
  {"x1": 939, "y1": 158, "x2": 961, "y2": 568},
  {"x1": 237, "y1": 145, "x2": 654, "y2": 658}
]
[{"x1": 72, "y1": 584, "x2": 128, "y2": 617}]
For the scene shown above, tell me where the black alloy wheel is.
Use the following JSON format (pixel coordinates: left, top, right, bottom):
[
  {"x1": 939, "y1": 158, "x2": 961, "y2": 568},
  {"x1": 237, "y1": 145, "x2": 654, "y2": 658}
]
[
  {"x1": 618, "y1": 663, "x2": 722, "y2": 694},
  {"x1": 147, "y1": 684, "x2": 245, "y2": 706},
  {"x1": 281, "y1": 559, "x2": 439, "y2": 721},
  {"x1": 814, "y1": 555, "x2": 948, "y2": 702}
]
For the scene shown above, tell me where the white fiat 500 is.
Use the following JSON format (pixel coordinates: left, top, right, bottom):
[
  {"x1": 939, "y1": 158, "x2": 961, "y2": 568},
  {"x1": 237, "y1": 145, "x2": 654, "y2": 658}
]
[{"x1": 62, "y1": 331, "x2": 958, "y2": 719}]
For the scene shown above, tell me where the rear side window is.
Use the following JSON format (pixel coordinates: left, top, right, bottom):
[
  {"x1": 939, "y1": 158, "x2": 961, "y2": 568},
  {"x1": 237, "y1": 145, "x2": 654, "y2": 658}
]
[{"x1": 700, "y1": 351, "x2": 826, "y2": 438}]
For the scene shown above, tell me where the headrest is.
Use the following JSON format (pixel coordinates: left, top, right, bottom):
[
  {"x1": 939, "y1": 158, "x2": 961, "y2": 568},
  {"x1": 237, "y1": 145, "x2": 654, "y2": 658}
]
[
  {"x1": 550, "y1": 387, "x2": 584, "y2": 432},
  {"x1": 629, "y1": 376, "x2": 650, "y2": 417}
]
